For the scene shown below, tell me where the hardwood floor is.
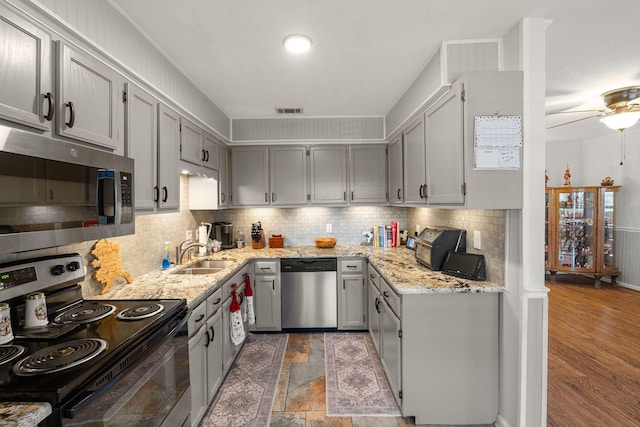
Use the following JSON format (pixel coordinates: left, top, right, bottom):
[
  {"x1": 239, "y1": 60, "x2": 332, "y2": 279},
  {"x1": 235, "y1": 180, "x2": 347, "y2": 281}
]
[{"x1": 547, "y1": 275, "x2": 640, "y2": 426}]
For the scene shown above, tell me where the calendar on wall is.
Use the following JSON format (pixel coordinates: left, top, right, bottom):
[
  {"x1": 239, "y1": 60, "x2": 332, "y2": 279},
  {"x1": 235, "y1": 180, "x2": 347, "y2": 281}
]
[{"x1": 473, "y1": 115, "x2": 522, "y2": 170}]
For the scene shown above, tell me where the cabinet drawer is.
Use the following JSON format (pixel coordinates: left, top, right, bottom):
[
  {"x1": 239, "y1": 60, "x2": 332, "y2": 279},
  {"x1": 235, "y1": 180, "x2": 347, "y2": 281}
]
[
  {"x1": 188, "y1": 301, "x2": 207, "y2": 337},
  {"x1": 367, "y1": 264, "x2": 380, "y2": 290},
  {"x1": 254, "y1": 261, "x2": 278, "y2": 274},
  {"x1": 380, "y1": 278, "x2": 401, "y2": 316},
  {"x1": 207, "y1": 288, "x2": 223, "y2": 316},
  {"x1": 341, "y1": 259, "x2": 364, "y2": 273}
]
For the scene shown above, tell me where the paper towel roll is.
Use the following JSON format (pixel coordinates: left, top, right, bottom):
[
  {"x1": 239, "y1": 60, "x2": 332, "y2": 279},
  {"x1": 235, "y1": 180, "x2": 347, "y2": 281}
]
[{"x1": 198, "y1": 225, "x2": 208, "y2": 255}]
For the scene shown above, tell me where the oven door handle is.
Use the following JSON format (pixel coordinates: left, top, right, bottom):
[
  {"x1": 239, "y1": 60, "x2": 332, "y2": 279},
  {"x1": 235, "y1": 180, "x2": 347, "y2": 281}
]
[{"x1": 60, "y1": 309, "x2": 189, "y2": 419}]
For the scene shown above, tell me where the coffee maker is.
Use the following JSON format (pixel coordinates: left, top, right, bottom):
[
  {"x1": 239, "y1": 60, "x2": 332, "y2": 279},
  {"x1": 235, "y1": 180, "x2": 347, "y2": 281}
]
[{"x1": 212, "y1": 222, "x2": 234, "y2": 249}]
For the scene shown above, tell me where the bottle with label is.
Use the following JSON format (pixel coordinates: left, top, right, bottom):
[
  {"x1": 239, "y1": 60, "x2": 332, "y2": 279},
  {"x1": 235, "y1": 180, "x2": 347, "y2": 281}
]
[{"x1": 162, "y1": 241, "x2": 172, "y2": 270}]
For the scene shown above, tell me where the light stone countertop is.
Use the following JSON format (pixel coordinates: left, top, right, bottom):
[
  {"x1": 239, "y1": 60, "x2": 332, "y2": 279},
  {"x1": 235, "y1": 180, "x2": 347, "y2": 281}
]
[
  {"x1": 0, "y1": 402, "x2": 52, "y2": 426},
  {"x1": 94, "y1": 245, "x2": 504, "y2": 308}
]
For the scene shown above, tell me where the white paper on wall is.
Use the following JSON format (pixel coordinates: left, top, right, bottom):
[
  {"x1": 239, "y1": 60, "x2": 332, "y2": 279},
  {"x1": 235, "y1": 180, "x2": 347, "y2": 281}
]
[{"x1": 473, "y1": 115, "x2": 522, "y2": 170}]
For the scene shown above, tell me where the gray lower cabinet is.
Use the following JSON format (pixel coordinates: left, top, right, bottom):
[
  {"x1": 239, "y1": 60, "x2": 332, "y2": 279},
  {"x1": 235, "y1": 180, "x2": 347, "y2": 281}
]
[
  {"x1": 338, "y1": 259, "x2": 367, "y2": 330},
  {"x1": 252, "y1": 261, "x2": 281, "y2": 331},
  {"x1": 188, "y1": 289, "x2": 223, "y2": 427},
  {"x1": 379, "y1": 292, "x2": 402, "y2": 404},
  {"x1": 188, "y1": 302, "x2": 208, "y2": 426},
  {"x1": 367, "y1": 266, "x2": 382, "y2": 354},
  {"x1": 221, "y1": 267, "x2": 250, "y2": 374}
]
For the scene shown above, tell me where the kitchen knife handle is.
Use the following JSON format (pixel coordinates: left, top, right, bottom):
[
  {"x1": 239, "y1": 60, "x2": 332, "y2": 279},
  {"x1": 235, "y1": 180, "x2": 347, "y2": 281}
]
[{"x1": 44, "y1": 92, "x2": 54, "y2": 121}]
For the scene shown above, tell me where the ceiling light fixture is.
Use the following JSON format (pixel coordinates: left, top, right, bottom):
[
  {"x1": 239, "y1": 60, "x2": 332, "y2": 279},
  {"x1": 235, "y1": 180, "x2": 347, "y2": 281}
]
[
  {"x1": 283, "y1": 34, "x2": 312, "y2": 54},
  {"x1": 599, "y1": 86, "x2": 640, "y2": 131}
]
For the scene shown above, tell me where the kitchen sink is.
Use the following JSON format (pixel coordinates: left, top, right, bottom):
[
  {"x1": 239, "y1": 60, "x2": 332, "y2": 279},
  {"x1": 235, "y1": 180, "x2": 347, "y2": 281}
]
[
  {"x1": 172, "y1": 267, "x2": 224, "y2": 275},
  {"x1": 190, "y1": 259, "x2": 236, "y2": 269}
]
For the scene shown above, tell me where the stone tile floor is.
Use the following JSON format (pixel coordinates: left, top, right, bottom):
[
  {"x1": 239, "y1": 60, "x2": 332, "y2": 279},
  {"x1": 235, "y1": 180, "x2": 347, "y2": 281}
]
[{"x1": 269, "y1": 333, "x2": 416, "y2": 427}]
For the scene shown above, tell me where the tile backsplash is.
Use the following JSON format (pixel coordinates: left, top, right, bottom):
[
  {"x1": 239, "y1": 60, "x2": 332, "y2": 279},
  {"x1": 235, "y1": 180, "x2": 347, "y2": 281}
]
[{"x1": 1, "y1": 175, "x2": 507, "y2": 296}]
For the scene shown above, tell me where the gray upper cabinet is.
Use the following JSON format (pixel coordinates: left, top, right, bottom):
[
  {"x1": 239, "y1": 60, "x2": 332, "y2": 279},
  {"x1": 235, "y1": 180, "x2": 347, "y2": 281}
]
[
  {"x1": 270, "y1": 146, "x2": 308, "y2": 206},
  {"x1": 202, "y1": 132, "x2": 220, "y2": 171},
  {"x1": 180, "y1": 118, "x2": 220, "y2": 172},
  {"x1": 56, "y1": 42, "x2": 119, "y2": 149},
  {"x1": 231, "y1": 146, "x2": 269, "y2": 206},
  {"x1": 0, "y1": 4, "x2": 52, "y2": 130},
  {"x1": 157, "y1": 104, "x2": 181, "y2": 210},
  {"x1": 218, "y1": 144, "x2": 230, "y2": 207},
  {"x1": 349, "y1": 145, "x2": 387, "y2": 204},
  {"x1": 180, "y1": 117, "x2": 204, "y2": 166},
  {"x1": 402, "y1": 116, "x2": 427, "y2": 204},
  {"x1": 388, "y1": 136, "x2": 403, "y2": 204},
  {"x1": 309, "y1": 145, "x2": 348, "y2": 205},
  {"x1": 124, "y1": 83, "x2": 158, "y2": 211},
  {"x1": 424, "y1": 81, "x2": 465, "y2": 205}
]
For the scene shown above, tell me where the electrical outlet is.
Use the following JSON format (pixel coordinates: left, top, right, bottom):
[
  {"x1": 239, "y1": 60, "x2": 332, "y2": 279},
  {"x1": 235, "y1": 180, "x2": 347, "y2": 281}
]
[
  {"x1": 326, "y1": 224, "x2": 332, "y2": 233},
  {"x1": 474, "y1": 230, "x2": 482, "y2": 250},
  {"x1": 186, "y1": 230, "x2": 193, "y2": 240}
]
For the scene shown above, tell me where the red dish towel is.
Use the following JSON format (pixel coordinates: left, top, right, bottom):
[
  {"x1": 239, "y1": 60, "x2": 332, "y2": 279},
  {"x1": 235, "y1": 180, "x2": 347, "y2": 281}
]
[{"x1": 230, "y1": 284, "x2": 245, "y2": 345}]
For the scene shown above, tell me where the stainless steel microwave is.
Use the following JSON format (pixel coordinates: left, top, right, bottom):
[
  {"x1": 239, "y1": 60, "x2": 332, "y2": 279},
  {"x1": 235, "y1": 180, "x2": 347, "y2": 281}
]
[{"x1": 0, "y1": 125, "x2": 134, "y2": 255}]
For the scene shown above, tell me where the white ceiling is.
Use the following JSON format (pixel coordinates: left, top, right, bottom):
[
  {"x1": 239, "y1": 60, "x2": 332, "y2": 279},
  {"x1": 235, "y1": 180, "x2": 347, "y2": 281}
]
[{"x1": 110, "y1": 0, "x2": 640, "y2": 142}]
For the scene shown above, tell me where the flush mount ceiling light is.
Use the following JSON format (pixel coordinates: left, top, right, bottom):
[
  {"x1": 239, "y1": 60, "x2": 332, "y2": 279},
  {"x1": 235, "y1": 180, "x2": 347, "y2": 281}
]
[
  {"x1": 599, "y1": 86, "x2": 640, "y2": 131},
  {"x1": 283, "y1": 34, "x2": 312, "y2": 54}
]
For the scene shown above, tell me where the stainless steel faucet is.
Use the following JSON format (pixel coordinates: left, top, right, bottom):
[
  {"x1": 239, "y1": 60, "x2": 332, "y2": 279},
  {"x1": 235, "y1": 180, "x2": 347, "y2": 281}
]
[{"x1": 176, "y1": 240, "x2": 207, "y2": 265}]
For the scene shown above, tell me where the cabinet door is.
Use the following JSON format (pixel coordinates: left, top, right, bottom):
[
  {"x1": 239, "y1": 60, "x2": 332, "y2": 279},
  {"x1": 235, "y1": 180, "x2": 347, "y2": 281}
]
[
  {"x1": 158, "y1": 104, "x2": 180, "y2": 210},
  {"x1": 218, "y1": 144, "x2": 230, "y2": 207},
  {"x1": 349, "y1": 145, "x2": 387, "y2": 204},
  {"x1": 254, "y1": 274, "x2": 282, "y2": 331},
  {"x1": 206, "y1": 309, "x2": 223, "y2": 404},
  {"x1": 425, "y1": 82, "x2": 465, "y2": 205},
  {"x1": 402, "y1": 116, "x2": 427, "y2": 204},
  {"x1": 388, "y1": 136, "x2": 403, "y2": 204},
  {"x1": 381, "y1": 303, "x2": 402, "y2": 404},
  {"x1": 270, "y1": 146, "x2": 308, "y2": 206},
  {"x1": 221, "y1": 298, "x2": 235, "y2": 374},
  {"x1": 309, "y1": 146, "x2": 348, "y2": 204},
  {"x1": 555, "y1": 187, "x2": 596, "y2": 272},
  {"x1": 180, "y1": 117, "x2": 204, "y2": 166},
  {"x1": 368, "y1": 282, "x2": 381, "y2": 354},
  {"x1": 125, "y1": 83, "x2": 157, "y2": 211},
  {"x1": 57, "y1": 42, "x2": 119, "y2": 149},
  {"x1": 188, "y1": 326, "x2": 208, "y2": 426},
  {"x1": 231, "y1": 146, "x2": 269, "y2": 206},
  {"x1": 202, "y1": 132, "x2": 220, "y2": 171},
  {"x1": 0, "y1": 5, "x2": 52, "y2": 130},
  {"x1": 339, "y1": 275, "x2": 366, "y2": 330}
]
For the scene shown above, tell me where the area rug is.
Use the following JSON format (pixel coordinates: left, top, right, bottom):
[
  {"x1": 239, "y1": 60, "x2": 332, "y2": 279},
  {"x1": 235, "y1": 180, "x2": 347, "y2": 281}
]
[
  {"x1": 324, "y1": 332, "x2": 401, "y2": 417},
  {"x1": 199, "y1": 333, "x2": 288, "y2": 427}
]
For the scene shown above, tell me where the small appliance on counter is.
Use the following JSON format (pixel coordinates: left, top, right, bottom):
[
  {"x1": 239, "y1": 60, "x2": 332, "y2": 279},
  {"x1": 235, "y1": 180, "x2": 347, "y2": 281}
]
[
  {"x1": 212, "y1": 222, "x2": 234, "y2": 249},
  {"x1": 269, "y1": 234, "x2": 284, "y2": 248},
  {"x1": 414, "y1": 226, "x2": 466, "y2": 270},
  {"x1": 441, "y1": 251, "x2": 487, "y2": 281}
]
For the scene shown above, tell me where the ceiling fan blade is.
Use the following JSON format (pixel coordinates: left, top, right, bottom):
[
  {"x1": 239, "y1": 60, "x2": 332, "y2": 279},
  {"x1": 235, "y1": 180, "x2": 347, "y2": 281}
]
[
  {"x1": 546, "y1": 109, "x2": 607, "y2": 116},
  {"x1": 547, "y1": 113, "x2": 605, "y2": 129}
]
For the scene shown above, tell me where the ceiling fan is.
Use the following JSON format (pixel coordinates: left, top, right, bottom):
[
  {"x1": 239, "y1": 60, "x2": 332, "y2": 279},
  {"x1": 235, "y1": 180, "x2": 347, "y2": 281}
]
[{"x1": 548, "y1": 86, "x2": 640, "y2": 131}]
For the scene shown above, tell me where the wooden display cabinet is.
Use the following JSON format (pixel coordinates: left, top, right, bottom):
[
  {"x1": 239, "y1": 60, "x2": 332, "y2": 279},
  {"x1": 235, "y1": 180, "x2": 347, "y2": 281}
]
[{"x1": 545, "y1": 186, "x2": 620, "y2": 288}]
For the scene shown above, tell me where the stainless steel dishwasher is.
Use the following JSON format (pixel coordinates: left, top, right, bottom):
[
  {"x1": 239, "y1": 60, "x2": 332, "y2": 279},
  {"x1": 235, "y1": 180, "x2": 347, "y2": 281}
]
[{"x1": 281, "y1": 258, "x2": 338, "y2": 328}]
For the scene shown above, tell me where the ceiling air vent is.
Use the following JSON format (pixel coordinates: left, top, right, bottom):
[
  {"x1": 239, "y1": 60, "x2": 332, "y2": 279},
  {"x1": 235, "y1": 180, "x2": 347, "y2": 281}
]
[{"x1": 275, "y1": 107, "x2": 304, "y2": 114}]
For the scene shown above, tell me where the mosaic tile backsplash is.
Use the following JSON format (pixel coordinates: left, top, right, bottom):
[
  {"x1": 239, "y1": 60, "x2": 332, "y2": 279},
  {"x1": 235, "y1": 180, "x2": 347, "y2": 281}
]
[{"x1": 2, "y1": 175, "x2": 507, "y2": 296}]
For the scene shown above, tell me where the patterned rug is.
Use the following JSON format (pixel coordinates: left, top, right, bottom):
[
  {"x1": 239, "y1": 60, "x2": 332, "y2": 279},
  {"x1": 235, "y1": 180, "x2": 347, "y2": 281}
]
[
  {"x1": 199, "y1": 333, "x2": 288, "y2": 427},
  {"x1": 324, "y1": 332, "x2": 401, "y2": 417}
]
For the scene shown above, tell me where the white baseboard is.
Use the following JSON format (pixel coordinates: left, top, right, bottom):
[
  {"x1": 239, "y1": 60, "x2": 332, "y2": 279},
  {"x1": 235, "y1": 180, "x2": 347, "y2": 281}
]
[{"x1": 618, "y1": 281, "x2": 640, "y2": 292}]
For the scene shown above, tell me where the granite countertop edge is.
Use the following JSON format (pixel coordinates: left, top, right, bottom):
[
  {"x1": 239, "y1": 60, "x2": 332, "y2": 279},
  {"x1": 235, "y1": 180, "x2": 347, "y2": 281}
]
[
  {"x1": 0, "y1": 402, "x2": 52, "y2": 426},
  {"x1": 94, "y1": 245, "x2": 505, "y2": 307}
]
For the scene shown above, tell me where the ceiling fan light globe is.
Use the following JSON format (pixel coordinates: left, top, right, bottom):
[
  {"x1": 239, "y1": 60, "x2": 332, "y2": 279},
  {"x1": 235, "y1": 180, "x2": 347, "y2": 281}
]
[{"x1": 599, "y1": 111, "x2": 640, "y2": 131}]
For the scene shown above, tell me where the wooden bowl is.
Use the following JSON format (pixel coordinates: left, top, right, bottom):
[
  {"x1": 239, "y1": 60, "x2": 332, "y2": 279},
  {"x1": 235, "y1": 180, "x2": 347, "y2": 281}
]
[{"x1": 315, "y1": 237, "x2": 337, "y2": 248}]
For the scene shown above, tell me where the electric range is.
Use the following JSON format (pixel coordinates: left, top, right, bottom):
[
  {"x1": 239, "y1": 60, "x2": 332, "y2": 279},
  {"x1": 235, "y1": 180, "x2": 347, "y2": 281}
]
[{"x1": 0, "y1": 253, "x2": 189, "y2": 426}]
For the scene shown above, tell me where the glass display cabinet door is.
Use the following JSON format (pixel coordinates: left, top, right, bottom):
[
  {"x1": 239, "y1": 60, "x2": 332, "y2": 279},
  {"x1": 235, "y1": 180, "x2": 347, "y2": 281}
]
[
  {"x1": 556, "y1": 188, "x2": 596, "y2": 272},
  {"x1": 545, "y1": 188, "x2": 553, "y2": 270},
  {"x1": 600, "y1": 187, "x2": 618, "y2": 272}
]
